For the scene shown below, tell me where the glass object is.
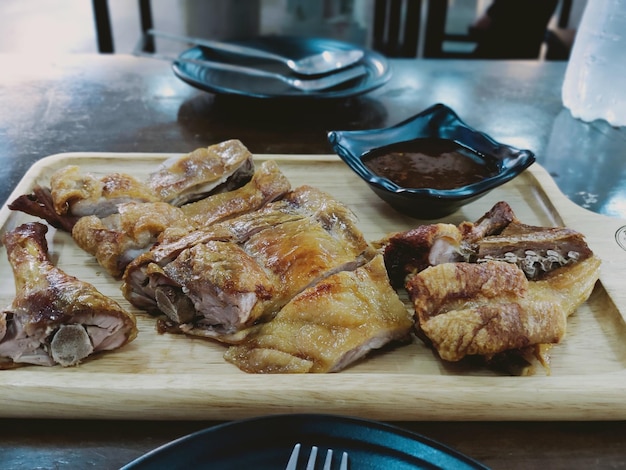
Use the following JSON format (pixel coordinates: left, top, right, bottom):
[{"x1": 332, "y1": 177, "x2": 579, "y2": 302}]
[{"x1": 561, "y1": 0, "x2": 626, "y2": 127}]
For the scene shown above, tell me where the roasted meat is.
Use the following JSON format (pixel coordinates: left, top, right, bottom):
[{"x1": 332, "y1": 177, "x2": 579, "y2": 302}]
[
  {"x1": 50, "y1": 165, "x2": 160, "y2": 219},
  {"x1": 71, "y1": 202, "x2": 186, "y2": 278},
  {"x1": 8, "y1": 185, "x2": 79, "y2": 232},
  {"x1": 160, "y1": 159, "x2": 291, "y2": 242},
  {"x1": 224, "y1": 255, "x2": 413, "y2": 373},
  {"x1": 475, "y1": 222, "x2": 594, "y2": 279},
  {"x1": 381, "y1": 201, "x2": 595, "y2": 286},
  {"x1": 122, "y1": 185, "x2": 376, "y2": 343},
  {"x1": 406, "y1": 257, "x2": 601, "y2": 362},
  {"x1": 380, "y1": 223, "x2": 466, "y2": 288},
  {"x1": 0, "y1": 223, "x2": 137, "y2": 368},
  {"x1": 382, "y1": 201, "x2": 601, "y2": 373},
  {"x1": 147, "y1": 139, "x2": 254, "y2": 206},
  {"x1": 8, "y1": 140, "x2": 256, "y2": 231},
  {"x1": 55, "y1": 161, "x2": 289, "y2": 279},
  {"x1": 458, "y1": 200, "x2": 518, "y2": 243}
]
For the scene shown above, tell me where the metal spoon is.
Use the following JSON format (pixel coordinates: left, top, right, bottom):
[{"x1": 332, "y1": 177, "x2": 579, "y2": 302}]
[
  {"x1": 148, "y1": 29, "x2": 364, "y2": 76},
  {"x1": 137, "y1": 50, "x2": 368, "y2": 92}
]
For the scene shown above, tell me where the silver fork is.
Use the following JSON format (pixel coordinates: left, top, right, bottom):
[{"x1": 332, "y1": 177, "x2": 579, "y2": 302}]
[{"x1": 285, "y1": 443, "x2": 349, "y2": 470}]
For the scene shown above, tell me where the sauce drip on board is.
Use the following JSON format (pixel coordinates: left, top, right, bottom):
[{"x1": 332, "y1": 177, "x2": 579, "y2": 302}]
[{"x1": 363, "y1": 138, "x2": 498, "y2": 190}]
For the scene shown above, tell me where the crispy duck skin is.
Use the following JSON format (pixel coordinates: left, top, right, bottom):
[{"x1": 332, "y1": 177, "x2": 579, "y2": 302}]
[
  {"x1": 476, "y1": 221, "x2": 594, "y2": 279},
  {"x1": 381, "y1": 223, "x2": 465, "y2": 289},
  {"x1": 0, "y1": 223, "x2": 137, "y2": 368},
  {"x1": 55, "y1": 161, "x2": 288, "y2": 279},
  {"x1": 122, "y1": 185, "x2": 374, "y2": 342},
  {"x1": 406, "y1": 257, "x2": 601, "y2": 362},
  {"x1": 381, "y1": 201, "x2": 594, "y2": 285},
  {"x1": 146, "y1": 139, "x2": 255, "y2": 206},
  {"x1": 71, "y1": 202, "x2": 186, "y2": 278},
  {"x1": 9, "y1": 140, "x2": 256, "y2": 231},
  {"x1": 122, "y1": 184, "x2": 363, "y2": 311},
  {"x1": 7, "y1": 185, "x2": 80, "y2": 232},
  {"x1": 159, "y1": 160, "x2": 291, "y2": 243},
  {"x1": 50, "y1": 165, "x2": 161, "y2": 218},
  {"x1": 224, "y1": 255, "x2": 413, "y2": 373}
]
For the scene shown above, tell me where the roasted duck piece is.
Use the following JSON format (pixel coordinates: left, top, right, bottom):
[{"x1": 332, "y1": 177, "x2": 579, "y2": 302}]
[
  {"x1": 147, "y1": 139, "x2": 254, "y2": 206},
  {"x1": 379, "y1": 222, "x2": 466, "y2": 289},
  {"x1": 224, "y1": 255, "x2": 413, "y2": 373},
  {"x1": 68, "y1": 160, "x2": 291, "y2": 279},
  {"x1": 475, "y1": 222, "x2": 594, "y2": 279},
  {"x1": 381, "y1": 201, "x2": 601, "y2": 373},
  {"x1": 381, "y1": 201, "x2": 595, "y2": 286},
  {"x1": 8, "y1": 185, "x2": 80, "y2": 232},
  {"x1": 50, "y1": 165, "x2": 160, "y2": 219},
  {"x1": 0, "y1": 223, "x2": 137, "y2": 368},
  {"x1": 122, "y1": 185, "x2": 375, "y2": 343},
  {"x1": 159, "y1": 160, "x2": 291, "y2": 242},
  {"x1": 7, "y1": 169, "x2": 158, "y2": 233},
  {"x1": 71, "y1": 202, "x2": 186, "y2": 278},
  {"x1": 406, "y1": 257, "x2": 601, "y2": 362},
  {"x1": 8, "y1": 140, "x2": 256, "y2": 231}
]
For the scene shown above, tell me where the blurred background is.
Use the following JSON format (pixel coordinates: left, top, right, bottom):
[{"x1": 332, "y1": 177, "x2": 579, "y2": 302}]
[{"x1": 0, "y1": 0, "x2": 587, "y2": 58}]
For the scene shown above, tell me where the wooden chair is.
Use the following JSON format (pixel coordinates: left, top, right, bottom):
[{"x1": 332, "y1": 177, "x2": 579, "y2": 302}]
[
  {"x1": 92, "y1": 0, "x2": 154, "y2": 53},
  {"x1": 371, "y1": 0, "x2": 422, "y2": 57},
  {"x1": 370, "y1": 0, "x2": 478, "y2": 58},
  {"x1": 545, "y1": 0, "x2": 576, "y2": 60},
  {"x1": 371, "y1": 0, "x2": 575, "y2": 60}
]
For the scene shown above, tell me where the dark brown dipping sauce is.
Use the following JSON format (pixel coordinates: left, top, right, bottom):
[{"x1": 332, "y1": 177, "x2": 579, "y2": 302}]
[{"x1": 363, "y1": 138, "x2": 498, "y2": 190}]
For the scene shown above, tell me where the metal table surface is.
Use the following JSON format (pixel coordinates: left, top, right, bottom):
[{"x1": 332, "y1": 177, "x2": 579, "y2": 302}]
[{"x1": 0, "y1": 54, "x2": 625, "y2": 469}]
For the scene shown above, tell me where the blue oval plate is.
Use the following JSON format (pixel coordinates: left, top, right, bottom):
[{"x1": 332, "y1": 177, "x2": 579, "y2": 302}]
[
  {"x1": 121, "y1": 413, "x2": 488, "y2": 469},
  {"x1": 172, "y1": 36, "x2": 391, "y2": 99},
  {"x1": 328, "y1": 103, "x2": 536, "y2": 219}
]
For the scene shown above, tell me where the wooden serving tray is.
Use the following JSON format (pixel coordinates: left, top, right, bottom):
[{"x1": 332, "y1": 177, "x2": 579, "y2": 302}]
[{"x1": 1, "y1": 152, "x2": 625, "y2": 422}]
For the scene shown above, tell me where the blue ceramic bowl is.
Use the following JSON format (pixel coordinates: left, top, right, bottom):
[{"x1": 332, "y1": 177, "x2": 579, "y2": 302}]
[{"x1": 327, "y1": 103, "x2": 536, "y2": 219}]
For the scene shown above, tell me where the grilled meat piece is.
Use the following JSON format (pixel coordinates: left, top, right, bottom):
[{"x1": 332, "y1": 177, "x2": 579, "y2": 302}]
[
  {"x1": 59, "y1": 161, "x2": 288, "y2": 279},
  {"x1": 71, "y1": 202, "x2": 186, "y2": 278},
  {"x1": 7, "y1": 185, "x2": 80, "y2": 232},
  {"x1": 51, "y1": 165, "x2": 161, "y2": 219},
  {"x1": 382, "y1": 201, "x2": 600, "y2": 373},
  {"x1": 9, "y1": 140, "x2": 256, "y2": 232},
  {"x1": 381, "y1": 223, "x2": 466, "y2": 288},
  {"x1": 406, "y1": 257, "x2": 601, "y2": 362},
  {"x1": 122, "y1": 185, "x2": 362, "y2": 311},
  {"x1": 122, "y1": 185, "x2": 374, "y2": 343},
  {"x1": 224, "y1": 255, "x2": 413, "y2": 373},
  {"x1": 458, "y1": 200, "x2": 518, "y2": 243},
  {"x1": 476, "y1": 221, "x2": 594, "y2": 279},
  {"x1": 160, "y1": 160, "x2": 291, "y2": 242},
  {"x1": 147, "y1": 139, "x2": 254, "y2": 206},
  {"x1": 0, "y1": 223, "x2": 137, "y2": 368},
  {"x1": 381, "y1": 201, "x2": 594, "y2": 284}
]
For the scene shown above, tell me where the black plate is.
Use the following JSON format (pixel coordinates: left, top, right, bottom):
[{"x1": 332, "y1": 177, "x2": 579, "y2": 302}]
[
  {"x1": 121, "y1": 413, "x2": 488, "y2": 469},
  {"x1": 328, "y1": 103, "x2": 536, "y2": 219},
  {"x1": 172, "y1": 36, "x2": 391, "y2": 99}
]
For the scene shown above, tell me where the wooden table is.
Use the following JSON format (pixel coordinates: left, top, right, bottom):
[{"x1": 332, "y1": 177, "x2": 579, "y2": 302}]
[{"x1": 1, "y1": 54, "x2": 625, "y2": 469}]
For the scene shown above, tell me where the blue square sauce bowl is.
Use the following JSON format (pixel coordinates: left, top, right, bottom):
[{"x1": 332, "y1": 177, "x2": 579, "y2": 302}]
[{"x1": 327, "y1": 103, "x2": 535, "y2": 219}]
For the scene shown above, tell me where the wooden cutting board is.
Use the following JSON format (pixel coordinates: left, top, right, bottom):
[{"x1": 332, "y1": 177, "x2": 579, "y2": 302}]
[{"x1": 0, "y1": 152, "x2": 625, "y2": 421}]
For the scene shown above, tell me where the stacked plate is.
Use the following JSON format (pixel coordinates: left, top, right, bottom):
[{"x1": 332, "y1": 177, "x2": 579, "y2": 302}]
[{"x1": 172, "y1": 36, "x2": 392, "y2": 99}]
